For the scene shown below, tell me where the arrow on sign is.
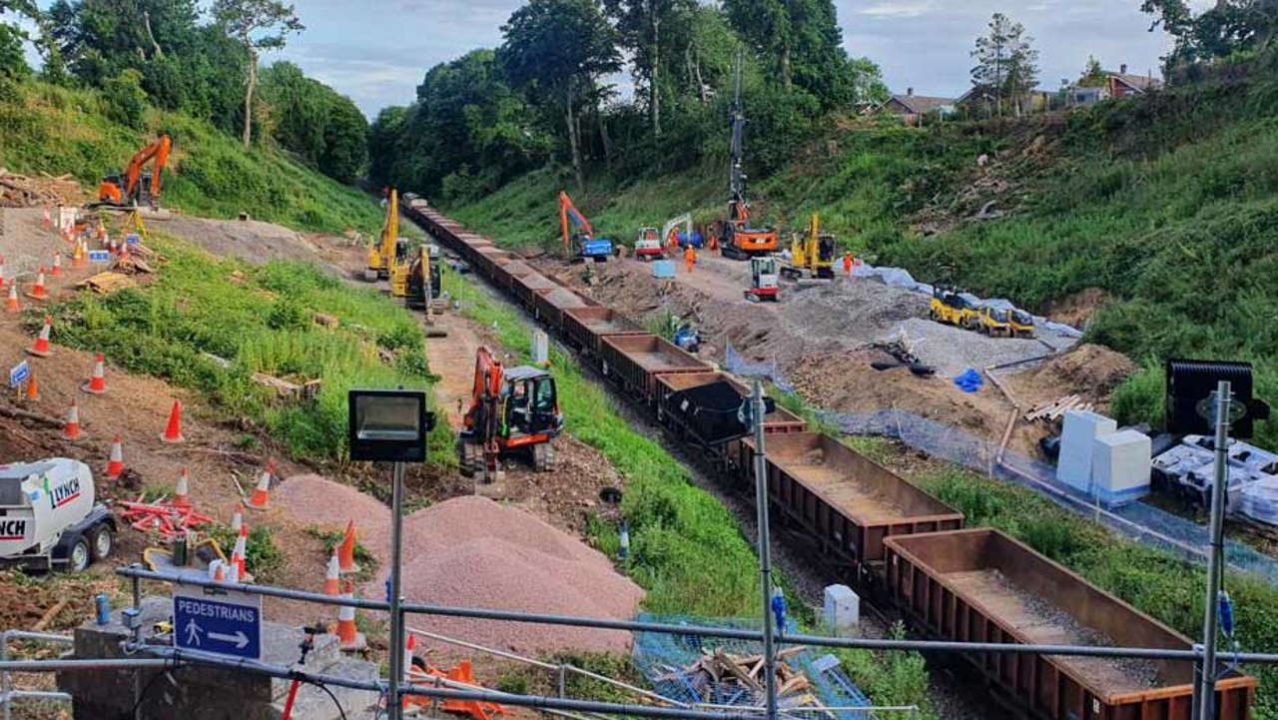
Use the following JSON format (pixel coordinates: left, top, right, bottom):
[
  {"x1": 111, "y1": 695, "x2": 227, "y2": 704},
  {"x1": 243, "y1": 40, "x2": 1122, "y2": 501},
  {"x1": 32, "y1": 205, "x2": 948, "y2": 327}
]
[{"x1": 207, "y1": 630, "x2": 250, "y2": 649}]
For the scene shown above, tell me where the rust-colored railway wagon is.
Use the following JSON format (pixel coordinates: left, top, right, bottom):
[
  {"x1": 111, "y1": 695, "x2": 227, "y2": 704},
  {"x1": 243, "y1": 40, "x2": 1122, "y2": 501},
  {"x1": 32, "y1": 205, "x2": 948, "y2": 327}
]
[
  {"x1": 656, "y1": 372, "x2": 805, "y2": 440},
  {"x1": 599, "y1": 334, "x2": 712, "y2": 404},
  {"x1": 884, "y1": 529, "x2": 1257, "y2": 720},
  {"x1": 511, "y1": 272, "x2": 559, "y2": 311},
  {"x1": 532, "y1": 286, "x2": 596, "y2": 333},
  {"x1": 741, "y1": 432, "x2": 964, "y2": 574},
  {"x1": 561, "y1": 307, "x2": 646, "y2": 357}
]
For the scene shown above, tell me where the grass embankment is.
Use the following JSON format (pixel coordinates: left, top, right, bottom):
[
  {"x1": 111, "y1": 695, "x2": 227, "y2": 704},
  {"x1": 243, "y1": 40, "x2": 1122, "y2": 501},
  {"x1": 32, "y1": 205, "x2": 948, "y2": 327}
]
[
  {"x1": 440, "y1": 271, "x2": 935, "y2": 716},
  {"x1": 843, "y1": 436, "x2": 1278, "y2": 718},
  {"x1": 49, "y1": 231, "x2": 447, "y2": 461},
  {"x1": 0, "y1": 81, "x2": 382, "y2": 235}
]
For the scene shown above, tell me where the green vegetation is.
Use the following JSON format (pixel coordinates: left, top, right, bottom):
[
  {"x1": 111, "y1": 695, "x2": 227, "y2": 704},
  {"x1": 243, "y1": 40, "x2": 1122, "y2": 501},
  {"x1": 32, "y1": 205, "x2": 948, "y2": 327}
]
[
  {"x1": 441, "y1": 270, "x2": 932, "y2": 713},
  {"x1": 304, "y1": 526, "x2": 379, "y2": 583},
  {"x1": 208, "y1": 524, "x2": 283, "y2": 582},
  {"x1": 0, "y1": 81, "x2": 382, "y2": 234},
  {"x1": 49, "y1": 232, "x2": 430, "y2": 460}
]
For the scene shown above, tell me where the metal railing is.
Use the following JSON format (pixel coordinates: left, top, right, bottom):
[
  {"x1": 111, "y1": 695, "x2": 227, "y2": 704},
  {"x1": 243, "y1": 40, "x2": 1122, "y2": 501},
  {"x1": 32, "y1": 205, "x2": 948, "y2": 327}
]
[
  {"x1": 0, "y1": 630, "x2": 73, "y2": 720},
  {"x1": 2, "y1": 565, "x2": 1273, "y2": 719}
]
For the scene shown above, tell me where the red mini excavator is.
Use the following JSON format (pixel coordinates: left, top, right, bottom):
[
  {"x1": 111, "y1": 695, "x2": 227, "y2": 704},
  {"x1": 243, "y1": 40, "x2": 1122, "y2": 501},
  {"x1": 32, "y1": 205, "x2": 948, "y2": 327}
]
[
  {"x1": 97, "y1": 134, "x2": 172, "y2": 208},
  {"x1": 457, "y1": 346, "x2": 563, "y2": 482}
]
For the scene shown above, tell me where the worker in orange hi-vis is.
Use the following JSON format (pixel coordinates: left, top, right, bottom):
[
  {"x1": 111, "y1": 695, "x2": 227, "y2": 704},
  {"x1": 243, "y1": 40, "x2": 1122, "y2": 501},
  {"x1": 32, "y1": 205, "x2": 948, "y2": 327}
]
[
  {"x1": 842, "y1": 252, "x2": 854, "y2": 276},
  {"x1": 684, "y1": 245, "x2": 697, "y2": 273}
]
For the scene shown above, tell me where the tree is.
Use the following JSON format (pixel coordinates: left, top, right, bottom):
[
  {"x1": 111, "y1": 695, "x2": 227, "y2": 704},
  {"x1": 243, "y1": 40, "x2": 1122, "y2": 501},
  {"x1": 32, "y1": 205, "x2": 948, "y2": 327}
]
[
  {"x1": 499, "y1": 0, "x2": 621, "y2": 189},
  {"x1": 604, "y1": 0, "x2": 696, "y2": 137},
  {"x1": 971, "y1": 13, "x2": 1035, "y2": 117},
  {"x1": 722, "y1": 0, "x2": 859, "y2": 109},
  {"x1": 211, "y1": 0, "x2": 303, "y2": 148},
  {"x1": 1141, "y1": 0, "x2": 1278, "y2": 67},
  {"x1": 0, "y1": 21, "x2": 29, "y2": 80},
  {"x1": 1078, "y1": 55, "x2": 1107, "y2": 87}
]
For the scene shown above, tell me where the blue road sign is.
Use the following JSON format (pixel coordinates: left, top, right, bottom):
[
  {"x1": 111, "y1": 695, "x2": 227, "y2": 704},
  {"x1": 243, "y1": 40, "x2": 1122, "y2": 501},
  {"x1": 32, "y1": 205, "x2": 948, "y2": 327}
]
[
  {"x1": 9, "y1": 361, "x2": 29, "y2": 389},
  {"x1": 173, "y1": 587, "x2": 262, "y2": 660},
  {"x1": 88, "y1": 250, "x2": 111, "y2": 265},
  {"x1": 126, "y1": 234, "x2": 141, "y2": 246}
]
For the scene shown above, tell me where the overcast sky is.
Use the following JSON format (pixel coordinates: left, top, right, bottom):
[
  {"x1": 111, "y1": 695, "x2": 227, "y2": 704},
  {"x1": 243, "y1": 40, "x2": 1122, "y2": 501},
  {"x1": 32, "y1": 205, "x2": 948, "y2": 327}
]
[{"x1": 20, "y1": 0, "x2": 1210, "y2": 117}]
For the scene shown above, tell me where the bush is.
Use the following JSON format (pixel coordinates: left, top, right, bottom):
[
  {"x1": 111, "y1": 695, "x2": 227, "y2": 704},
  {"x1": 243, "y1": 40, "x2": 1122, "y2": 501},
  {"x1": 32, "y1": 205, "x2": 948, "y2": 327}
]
[{"x1": 102, "y1": 69, "x2": 148, "y2": 130}]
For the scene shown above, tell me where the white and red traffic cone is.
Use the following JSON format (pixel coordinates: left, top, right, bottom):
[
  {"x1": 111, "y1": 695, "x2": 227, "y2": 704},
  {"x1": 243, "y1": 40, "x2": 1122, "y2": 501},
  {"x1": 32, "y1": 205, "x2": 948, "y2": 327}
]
[
  {"x1": 62, "y1": 402, "x2": 84, "y2": 441},
  {"x1": 26, "y1": 316, "x2": 53, "y2": 358},
  {"x1": 82, "y1": 354, "x2": 107, "y2": 394},
  {"x1": 105, "y1": 436, "x2": 125, "y2": 480},
  {"x1": 173, "y1": 469, "x2": 191, "y2": 509}
]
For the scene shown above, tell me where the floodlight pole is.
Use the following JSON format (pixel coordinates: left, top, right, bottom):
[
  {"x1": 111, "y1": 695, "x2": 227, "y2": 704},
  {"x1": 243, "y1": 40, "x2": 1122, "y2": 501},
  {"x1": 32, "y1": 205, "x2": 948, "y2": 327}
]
[
  {"x1": 1196, "y1": 380, "x2": 1231, "y2": 720},
  {"x1": 388, "y1": 460, "x2": 407, "y2": 720},
  {"x1": 751, "y1": 380, "x2": 778, "y2": 720}
]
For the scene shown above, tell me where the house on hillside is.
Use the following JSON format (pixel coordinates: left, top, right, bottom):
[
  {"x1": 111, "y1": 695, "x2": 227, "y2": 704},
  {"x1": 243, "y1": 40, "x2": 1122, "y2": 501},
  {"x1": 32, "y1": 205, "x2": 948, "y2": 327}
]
[
  {"x1": 872, "y1": 88, "x2": 957, "y2": 125},
  {"x1": 957, "y1": 86, "x2": 1056, "y2": 118},
  {"x1": 1066, "y1": 64, "x2": 1163, "y2": 107}
]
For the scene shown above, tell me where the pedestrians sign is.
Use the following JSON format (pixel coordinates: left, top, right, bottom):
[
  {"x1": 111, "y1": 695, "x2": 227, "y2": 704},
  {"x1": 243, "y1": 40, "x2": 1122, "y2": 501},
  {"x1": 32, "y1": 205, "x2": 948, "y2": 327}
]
[
  {"x1": 172, "y1": 586, "x2": 262, "y2": 660},
  {"x1": 9, "y1": 361, "x2": 29, "y2": 389},
  {"x1": 88, "y1": 250, "x2": 111, "y2": 265}
]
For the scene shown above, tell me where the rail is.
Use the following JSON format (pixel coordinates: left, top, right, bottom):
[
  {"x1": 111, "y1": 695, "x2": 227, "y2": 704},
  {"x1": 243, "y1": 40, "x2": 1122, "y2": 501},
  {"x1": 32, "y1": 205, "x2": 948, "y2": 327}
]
[{"x1": 0, "y1": 630, "x2": 74, "y2": 720}]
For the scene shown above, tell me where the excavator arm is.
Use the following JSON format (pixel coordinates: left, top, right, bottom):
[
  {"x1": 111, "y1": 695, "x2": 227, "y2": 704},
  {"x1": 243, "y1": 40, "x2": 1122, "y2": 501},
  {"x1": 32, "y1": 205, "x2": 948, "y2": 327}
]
[
  {"x1": 98, "y1": 135, "x2": 171, "y2": 207},
  {"x1": 367, "y1": 189, "x2": 399, "y2": 280},
  {"x1": 559, "y1": 191, "x2": 593, "y2": 250},
  {"x1": 662, "y1": 213, "x2": 692, "y2": 248}
]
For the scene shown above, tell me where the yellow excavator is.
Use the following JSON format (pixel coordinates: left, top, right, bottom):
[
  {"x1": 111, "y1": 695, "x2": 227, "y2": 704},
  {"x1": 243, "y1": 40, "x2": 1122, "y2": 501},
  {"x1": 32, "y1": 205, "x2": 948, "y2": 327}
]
[
  {"x1": 780, "y1": 213, "x2": 836, "y2": 281},
  {"x1": 366, "y1": 188, "x2": 411, "y2": 296}
]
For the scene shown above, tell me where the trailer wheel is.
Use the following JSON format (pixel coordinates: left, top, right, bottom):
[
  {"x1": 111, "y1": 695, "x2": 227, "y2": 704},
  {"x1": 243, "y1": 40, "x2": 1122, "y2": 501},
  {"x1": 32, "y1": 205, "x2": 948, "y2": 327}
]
[
  {"x1": 66, "y1": 536, "x2": 91, "y2": 573},
  {"x1": 89, "y1": 524, "x2": 114, "y2": 561}
]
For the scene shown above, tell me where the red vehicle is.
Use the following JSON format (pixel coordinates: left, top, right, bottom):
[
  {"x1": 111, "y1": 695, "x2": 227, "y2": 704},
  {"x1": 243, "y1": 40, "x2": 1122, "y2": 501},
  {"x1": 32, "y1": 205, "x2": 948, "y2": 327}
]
[{"x1": 633, "y1": 227, "x2": 665, "y2": 261}]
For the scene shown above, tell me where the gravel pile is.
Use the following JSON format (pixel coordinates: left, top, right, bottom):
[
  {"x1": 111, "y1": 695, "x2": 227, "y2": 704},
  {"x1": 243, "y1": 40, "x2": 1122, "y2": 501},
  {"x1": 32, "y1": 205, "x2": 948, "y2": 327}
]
[
  {"x1": 277, "y1": 481, "x2": 644, "y2": 655},
  {"x1": 401, "y1": 496, "x2": 643, "y2": 655},
  {"x1": 887, "y1": 318, "x2": 1055, "y2": 377}
]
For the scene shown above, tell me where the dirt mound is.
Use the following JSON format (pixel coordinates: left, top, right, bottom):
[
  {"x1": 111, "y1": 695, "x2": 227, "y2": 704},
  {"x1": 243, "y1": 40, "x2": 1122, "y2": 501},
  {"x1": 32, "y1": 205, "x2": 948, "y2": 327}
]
[
  {"x1": 1046, "y1": 288, "x2": 1113, "y2": 330},
  {"x1": 157, "y1": 216, "x2": 334, "y2": 269},
  {"x1": 1030, "y1": 344, "x2": 1136, "y2": 396},
  {"x1": 400, "y1": 496, "x2": 642, "y2": 655}
]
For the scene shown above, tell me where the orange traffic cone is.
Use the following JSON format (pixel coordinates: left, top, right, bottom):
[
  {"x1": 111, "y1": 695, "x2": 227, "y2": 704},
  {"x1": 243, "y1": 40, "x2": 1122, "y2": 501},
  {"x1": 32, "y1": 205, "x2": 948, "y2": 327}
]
[
  {"x1": 63, "y1": 402, "x2": 84, "y2": 441},
  {"x1": 332, "y1": 581, "x2": 364, "y2": 650},
  {"x1": 42, "y1": 206, "x2": 51, "y2": 229},
  {"x1": 403, "y1": 634, "x2": 418, "y2": 683},
  {"x1": 173, "y1": 469, "x2": 191, "y2": 508},
  {"x1": 5, "y1": 283, "x2": 19, "y2": 314},
  {"x1": 0, "y1": 254, "x2": 6, "y2": 285},
  {"x1": 160, "y1": 400, "x2": 185, "y2": 443},
  {"x1": 72, "y1": 240, "x2": 86, "y2": 269},
  {"x1": 230, "y1": 509, "x2": 243, "y2": 535},
  {"x1": 25, "y1": 268, "x2": 48, "y2": 301},
  {"x1": 323, "y1": 551, "x2": 341, "y2": 596},
  {"x1": 243, "y1": 467, "x2": 271, "y2": 510},
  {"x1": 105, "y1": 436, "x2": 124, "y2": 480},
  {"x1": 212, "y1": 561, "x2": 227, "y2": 583},
  {"x1": 82, "y1": 354, "x2": 107, "y2": 394},
  {"x1": 50, "y1": 253, "x2": 62, "y2": 277},
  {"x1": 231, "y1": 527, "x2": 248, "y2": 578},
  {"x1": 337, "y1": 520, "x2": 360, "y2": 574},
  {"x1": 25, "y1": 372, "x2": 39, "y2": 402},
  {"x1": 27, "y1": 316, "x2": 52, "y2": 357}
]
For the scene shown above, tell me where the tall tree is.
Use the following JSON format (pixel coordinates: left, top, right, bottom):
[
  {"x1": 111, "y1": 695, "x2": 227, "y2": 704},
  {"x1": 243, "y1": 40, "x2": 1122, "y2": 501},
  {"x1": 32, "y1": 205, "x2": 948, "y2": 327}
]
[
  {"x1": 1002, "y1": 21, "x2": 1039, "y2": 116},
  {"x1": 211, "y1": 0, "x2": 302, "y2": 148},
  {"x1": 971, "y1": 13, "x2": 1027, "y2": 117},
  {"x1": 604, "y1": 0, "x2": 696, "y2": 137},
  {"x1": 1142, "y1": 0, "x2": 1278, "y2": 67},
  {"x1": 499, "y1": 0, "x2": 620, "y2": 189},
  {"x1": 721, "y1": 0, "x2": 860, "y2": 109},
  {"x1": 1078, "y1": 55, "x2": 1107, "y2": 87}
]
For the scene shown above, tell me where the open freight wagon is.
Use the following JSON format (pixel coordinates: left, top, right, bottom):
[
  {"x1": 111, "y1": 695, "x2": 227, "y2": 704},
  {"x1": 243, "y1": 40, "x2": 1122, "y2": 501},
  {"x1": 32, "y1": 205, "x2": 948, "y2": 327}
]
[
  {"x1": 562, "y1": 307, "x2": 647, "y2": 357},
  {"x1": 884, "y1": 528, "x2": 1257, "y2": 720},
  {"x1": 533, "y1": 286, "x2": 597, "y2": 333},
  {"x1": 599, "y1": 334, "x2": 713, "y2": 404},
  {"x1": 740, "y1": 432, "x2": 964, "y2": 580}
]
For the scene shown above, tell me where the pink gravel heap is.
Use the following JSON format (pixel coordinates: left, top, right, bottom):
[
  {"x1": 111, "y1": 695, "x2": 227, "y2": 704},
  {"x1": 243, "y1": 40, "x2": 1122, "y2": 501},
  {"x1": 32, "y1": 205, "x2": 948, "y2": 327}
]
[{"x1": 277, "y1": 478, "x2": 643, "y2": 656}]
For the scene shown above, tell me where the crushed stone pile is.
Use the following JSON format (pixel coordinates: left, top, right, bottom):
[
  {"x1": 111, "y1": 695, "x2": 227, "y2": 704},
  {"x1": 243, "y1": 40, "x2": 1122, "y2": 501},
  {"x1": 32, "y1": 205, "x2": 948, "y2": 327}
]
[
  {"x1": 276, "y1": 479, "x2": 643, "y2": 656},
  {"x1": 401, "y1": 496, "x2": 643, "y2": 655}
]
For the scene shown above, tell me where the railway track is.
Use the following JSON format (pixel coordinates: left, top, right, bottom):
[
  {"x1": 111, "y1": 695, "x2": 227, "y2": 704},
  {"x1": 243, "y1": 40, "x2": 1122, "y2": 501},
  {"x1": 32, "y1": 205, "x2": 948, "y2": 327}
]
[{"x1": 401, "y1": 197, "x2": 1258, "y2": 720}]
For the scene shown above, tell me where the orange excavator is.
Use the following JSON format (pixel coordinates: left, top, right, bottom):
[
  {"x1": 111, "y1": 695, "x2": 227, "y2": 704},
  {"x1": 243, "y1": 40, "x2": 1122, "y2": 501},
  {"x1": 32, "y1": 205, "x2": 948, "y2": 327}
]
[
  {"x1": 457, "y1": 346, "x2": 563, "y2": 482},
  {"x1": 97, "y1": 135, "x2": 172, "y2": 208},
  {"x1": 718, "y1": 54, "x2": 777, "y2": 260}
]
